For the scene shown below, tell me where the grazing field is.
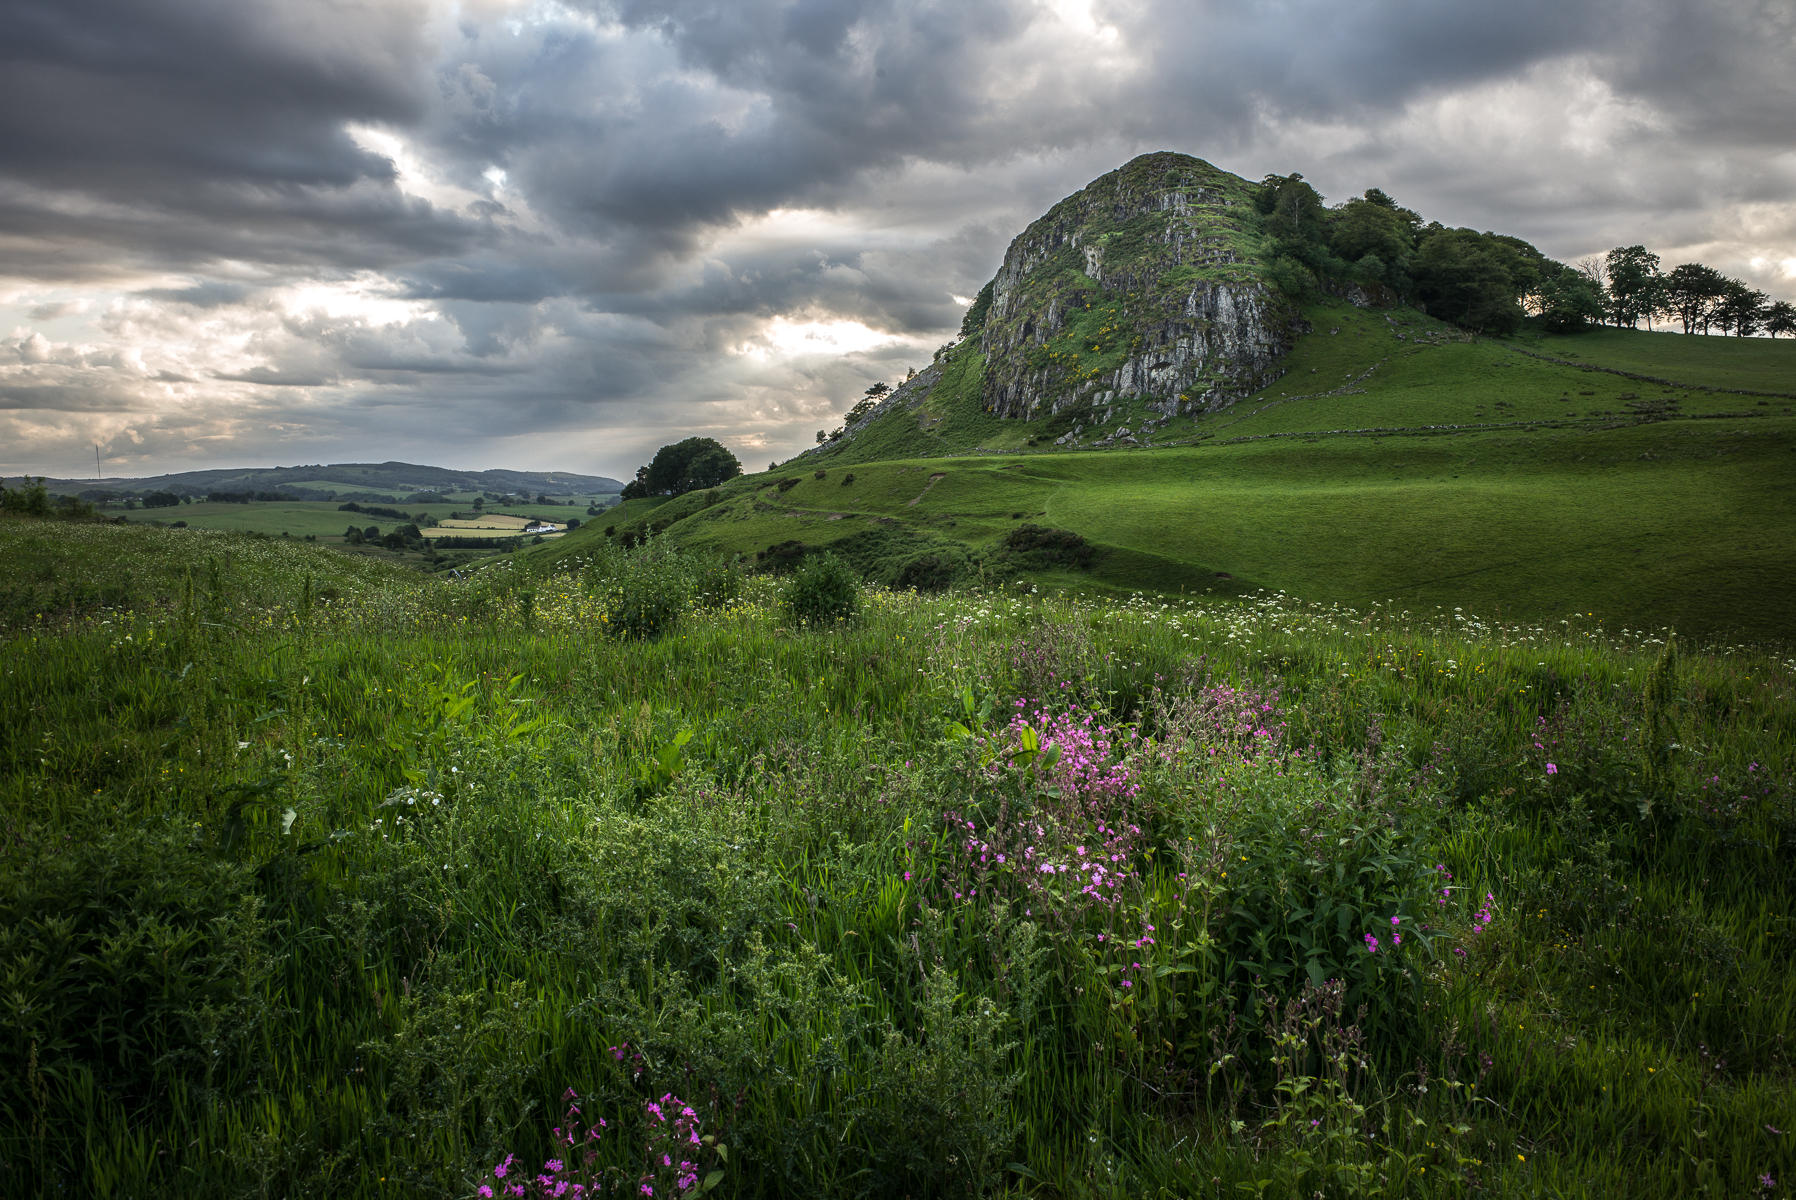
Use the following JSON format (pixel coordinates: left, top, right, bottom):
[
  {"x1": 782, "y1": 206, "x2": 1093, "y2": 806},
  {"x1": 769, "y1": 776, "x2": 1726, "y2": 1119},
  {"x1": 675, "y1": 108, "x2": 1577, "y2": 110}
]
[
  {"x1": 118, "y1": 501, "x2": 470, "y2": 539},
  {"x1": 121, "y1": 503, "x2": 584, "y2": 537},
  {"x1": 3, "y1": 515, "x2": 1792, "y2": 1198},
  {"x1": 426, "y1": 514, "x2": 566, "y2": 540},
  {"x1": 569, "y1": 311, "x2": 1796, "y2": 644}
]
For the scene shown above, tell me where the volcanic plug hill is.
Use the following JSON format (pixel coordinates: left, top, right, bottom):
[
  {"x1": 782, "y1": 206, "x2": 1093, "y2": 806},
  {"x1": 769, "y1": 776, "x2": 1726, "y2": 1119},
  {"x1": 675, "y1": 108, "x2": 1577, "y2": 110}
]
[
  {"x1": 815, "y1": 152, "x2": 1307, "y2": 457},
  {"x1": 976, "y1": 151, "x2": 1300, "y2": 421},
  {"x1": 538, "y1": 152, "x2": 1796, "y2": 643}
]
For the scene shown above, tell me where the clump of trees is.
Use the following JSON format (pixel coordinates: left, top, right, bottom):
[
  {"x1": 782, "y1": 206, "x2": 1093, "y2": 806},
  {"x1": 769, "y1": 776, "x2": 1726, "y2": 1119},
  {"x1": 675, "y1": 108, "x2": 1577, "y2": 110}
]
[
  {"x1": 1581, "y1": 249, "x2": 1795, "y2": 337},
  {"x1": 205, "y1": 489, "x2": 304, "y2": 503},
  {"x1": 2, "y1": 477, "x2": 95, "y2": 519},
  {"x1": 1253, "y1": 176, "x2": 1793, "y2": 338},
  {"x1": 619, "y1": 438, "x2": 742, "y2": 501}
]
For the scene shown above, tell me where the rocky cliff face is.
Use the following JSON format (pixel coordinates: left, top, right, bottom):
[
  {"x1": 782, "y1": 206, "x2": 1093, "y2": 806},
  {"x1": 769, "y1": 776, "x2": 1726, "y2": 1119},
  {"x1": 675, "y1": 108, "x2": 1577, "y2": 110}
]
[{"x1": 977, "y1": 152, "x2": 1302, "y2": 420}]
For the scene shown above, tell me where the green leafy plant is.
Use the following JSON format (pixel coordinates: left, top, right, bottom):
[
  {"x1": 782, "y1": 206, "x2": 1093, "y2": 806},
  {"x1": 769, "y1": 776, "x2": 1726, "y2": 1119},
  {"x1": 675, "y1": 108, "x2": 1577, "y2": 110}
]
[{"x1": 781, "y1": 552, "x2": 860, "y2": 627}]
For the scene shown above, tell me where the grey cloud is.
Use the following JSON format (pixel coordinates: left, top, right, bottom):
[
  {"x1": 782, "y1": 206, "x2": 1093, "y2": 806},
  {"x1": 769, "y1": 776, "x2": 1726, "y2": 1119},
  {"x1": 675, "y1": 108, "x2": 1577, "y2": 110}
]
[
  {"x1": 139, "y1": 282, "x2": 255, "y2": 308},
  {"x1": 213, "y1": 367, "x2": 339, "y2": 388},
  {"x1": 0, "y1": 0, "x2": 482, "y2": 283}
]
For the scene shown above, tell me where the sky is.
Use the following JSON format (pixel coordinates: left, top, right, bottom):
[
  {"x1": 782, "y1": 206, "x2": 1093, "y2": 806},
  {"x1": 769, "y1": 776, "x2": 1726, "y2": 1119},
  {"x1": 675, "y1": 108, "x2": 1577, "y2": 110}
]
[{"x1": 4, "y1": 0, "x2": 1793, "y2": 484}]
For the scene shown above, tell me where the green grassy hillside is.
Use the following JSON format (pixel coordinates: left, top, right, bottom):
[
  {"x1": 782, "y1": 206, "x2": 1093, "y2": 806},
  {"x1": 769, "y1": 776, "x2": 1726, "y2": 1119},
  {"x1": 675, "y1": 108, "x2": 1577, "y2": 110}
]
[
  {"x1": 560, "y1": 303, "x2": 1795, "y2": 644},
  {"x1": 5, "y1": 520, "x2": 1792, "y2": 1197}
]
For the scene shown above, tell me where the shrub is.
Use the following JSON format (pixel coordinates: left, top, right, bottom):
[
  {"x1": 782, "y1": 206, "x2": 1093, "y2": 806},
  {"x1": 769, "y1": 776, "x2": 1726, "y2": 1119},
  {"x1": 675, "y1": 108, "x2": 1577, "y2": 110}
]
[
  {"x1": 782, "y1": 553, "x2": 860, "y2": 627},
  {"x1": 775, "y1": 477, "x2": 799, "y2": 493},
  {"x1": 997, "y1": 524, "x2": 1097, "y2": 570},
  {"x1": 755, "y1": 539, "x2": 809, "y2": 575},
  {"x1": 575, "y1": 537, "x2": 745, "y2": 641},
  {"x1": 895, "y1": 550, "x2": 966, "y2": 593}
]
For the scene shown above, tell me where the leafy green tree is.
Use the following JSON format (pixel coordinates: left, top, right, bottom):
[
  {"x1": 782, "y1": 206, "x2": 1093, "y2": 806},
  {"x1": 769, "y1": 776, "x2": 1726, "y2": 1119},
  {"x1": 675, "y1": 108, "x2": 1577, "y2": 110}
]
[
  {"x1": 1328, "y1": 194, "x2": 1418, "y2": 286},
  {"x1": 1714, "y1": 279, "x2": 1770, "y2": 336},
  {"x1": 1536, "y1": 268, "x2": 1607, "y2": 333},
  {"x1": 1410, "y1": 228, "x2": 1527, "y2": 335},
  {"x1": 1256, "y1": 173, "x2": 1327, "y2": 243},
  {"x1": 1662, "y1": 263, "x2": 1728, "y2": 334},
  {"x1": 621, "y1": 437, "x2": 743, "y2": 500},
  {"x1": 1604, "y1": 245, "x2": 1663, "y2": 329},
  {"x1": 1265, "y1": 254, "x2": 1319, "y2": 301},
  {"x1": 0, "y1": 476, "x2": 50, "y2": 515},
  {"x1": 959, "y1": 280, "x2": 995, "y2": 338},
  {"x1": 1765, "y1": 300, "x2": 1796, "y2": 338},
  {"x1": 838, "y1": 383, "x2": 889, "y2": 432}
]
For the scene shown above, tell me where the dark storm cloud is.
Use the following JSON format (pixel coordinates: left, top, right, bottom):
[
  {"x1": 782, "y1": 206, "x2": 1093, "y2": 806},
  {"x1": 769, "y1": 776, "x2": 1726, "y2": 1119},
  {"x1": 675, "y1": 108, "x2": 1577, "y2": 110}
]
[
  {"x1": 425, "y1": 0, "x2": 1066, "y2": 250},
  {"x1": 0, "y1": 0, "x2": 489, "y2": 282},
  {"x1": 1108, "y1": 0, "x2": 1611, "y2": 137},
  {"x1": 1604, "y1": 1, "x2": 1796, "y2": 144}
]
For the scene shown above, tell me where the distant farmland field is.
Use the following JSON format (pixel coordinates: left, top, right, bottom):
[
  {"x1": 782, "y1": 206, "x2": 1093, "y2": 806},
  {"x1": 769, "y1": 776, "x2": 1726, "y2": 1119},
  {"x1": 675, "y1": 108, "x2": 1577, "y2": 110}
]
[
  {"x1": 423, "y1": 514, "x2": 565, "y2": 539},
  {"x1": 120, "y1": 503, "x2": 575, "y2": 541}
]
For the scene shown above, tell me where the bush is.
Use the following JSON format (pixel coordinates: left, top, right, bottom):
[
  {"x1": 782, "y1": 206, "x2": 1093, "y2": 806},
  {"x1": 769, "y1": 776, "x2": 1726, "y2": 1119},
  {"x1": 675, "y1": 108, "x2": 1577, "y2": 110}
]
[
  {"x1": 895, "y1": 550, "x2": 967, "y2": 593},
  {"x1": 783, "y1": 553, "x2": 860, "y2": 627},
  {"x1": 997, "y1": 524, "x2": 1097, "y2": 570},
  {"x1": 585, "y1": 537, "x2": 744, "y2": 641},
  {"x1": 755, "y1": 539, "x2": 809, "y2": 575}
]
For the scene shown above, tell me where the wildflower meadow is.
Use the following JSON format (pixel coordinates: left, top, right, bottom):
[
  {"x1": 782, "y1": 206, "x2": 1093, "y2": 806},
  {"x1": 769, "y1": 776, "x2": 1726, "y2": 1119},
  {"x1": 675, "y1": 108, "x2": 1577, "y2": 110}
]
[{"x1": 2, "y1": 515, "x2": 1792, "y2": 1197}]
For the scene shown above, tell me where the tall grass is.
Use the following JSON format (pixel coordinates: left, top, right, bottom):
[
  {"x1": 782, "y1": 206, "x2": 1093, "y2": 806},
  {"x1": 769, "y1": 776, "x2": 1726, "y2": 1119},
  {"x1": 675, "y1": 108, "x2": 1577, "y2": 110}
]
[{"x1": 2, "y1": 517, "x2": 1792, "y2": 1197}]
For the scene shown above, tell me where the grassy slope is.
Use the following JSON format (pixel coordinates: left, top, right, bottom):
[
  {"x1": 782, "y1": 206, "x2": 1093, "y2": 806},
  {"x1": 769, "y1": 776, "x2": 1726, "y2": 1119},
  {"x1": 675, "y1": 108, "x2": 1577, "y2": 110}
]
[
  {"x1": 1506, "y1": 324, "x2": 1796, "y2": 392},
  {"x1": 0, "y1": 514, "x2": 420, "y2": 625},
  {"x1": 568, "y1": 302, "x2": 1796, "y2": 644},
  {"x1": 5, "y1": 521, "x2": 1793, "y2": 1198}
]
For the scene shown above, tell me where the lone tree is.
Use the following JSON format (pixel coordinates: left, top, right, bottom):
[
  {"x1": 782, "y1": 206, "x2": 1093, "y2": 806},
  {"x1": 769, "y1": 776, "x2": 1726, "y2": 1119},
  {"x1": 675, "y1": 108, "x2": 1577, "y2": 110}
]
[{"x1": 620, "y1": 437, "x2": 742, "y2": 500}]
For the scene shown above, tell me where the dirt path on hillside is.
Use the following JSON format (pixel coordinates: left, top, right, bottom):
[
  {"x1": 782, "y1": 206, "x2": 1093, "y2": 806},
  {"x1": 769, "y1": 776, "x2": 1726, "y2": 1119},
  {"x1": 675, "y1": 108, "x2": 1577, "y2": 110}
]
[{"x1": 906, "y1": 472, "x2": 947, "y2": 507}]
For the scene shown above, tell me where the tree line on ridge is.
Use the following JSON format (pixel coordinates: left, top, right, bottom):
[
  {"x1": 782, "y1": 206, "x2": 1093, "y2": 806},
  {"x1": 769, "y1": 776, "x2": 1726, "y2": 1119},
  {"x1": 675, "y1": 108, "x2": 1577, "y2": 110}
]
[{"x1": 1255, "y1": 174, "x2": 1794, "y2": 339}]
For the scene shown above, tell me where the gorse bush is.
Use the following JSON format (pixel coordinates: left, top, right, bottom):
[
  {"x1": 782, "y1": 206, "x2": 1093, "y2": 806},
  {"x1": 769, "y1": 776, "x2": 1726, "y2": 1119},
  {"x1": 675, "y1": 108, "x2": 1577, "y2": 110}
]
[{"x1": 781, "y1": 552, "x2": 860, "y2": 627}]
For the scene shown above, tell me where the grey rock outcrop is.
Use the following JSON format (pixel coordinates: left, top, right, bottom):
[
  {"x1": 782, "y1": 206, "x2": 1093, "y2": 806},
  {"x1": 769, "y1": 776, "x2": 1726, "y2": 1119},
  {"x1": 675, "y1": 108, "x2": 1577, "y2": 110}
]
[{"x1": 977, "y1": 152, "x2": 1303, "y2": 421}]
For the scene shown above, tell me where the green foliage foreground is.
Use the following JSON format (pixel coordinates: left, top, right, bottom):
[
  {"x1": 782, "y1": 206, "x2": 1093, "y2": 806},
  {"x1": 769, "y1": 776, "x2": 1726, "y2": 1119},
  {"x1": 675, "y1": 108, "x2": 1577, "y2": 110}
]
[{"x1": 3, "y1": 517, "x2": 1793, "y2": 1198}]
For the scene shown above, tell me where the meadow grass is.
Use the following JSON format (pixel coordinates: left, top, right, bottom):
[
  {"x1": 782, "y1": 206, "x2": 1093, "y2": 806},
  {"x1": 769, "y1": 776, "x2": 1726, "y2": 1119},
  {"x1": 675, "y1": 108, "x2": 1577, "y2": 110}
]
[
  {"x1": 1508, "y1": 325, "x2": 1796, "y2": 395},
  {"x1": 3, "y1": 517, "x2": 1792, "y2": 1198},
  {"x1": 574, "y1": 418, "x2": 1796, "y2": 644}
]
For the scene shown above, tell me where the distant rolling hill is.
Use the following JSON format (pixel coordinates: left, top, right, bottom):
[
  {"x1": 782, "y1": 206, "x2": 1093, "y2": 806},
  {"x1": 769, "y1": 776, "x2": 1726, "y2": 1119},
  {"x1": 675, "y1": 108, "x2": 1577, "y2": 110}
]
[{"x1": 33, "y1": 460, "x2": 623, "y2": 499}]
